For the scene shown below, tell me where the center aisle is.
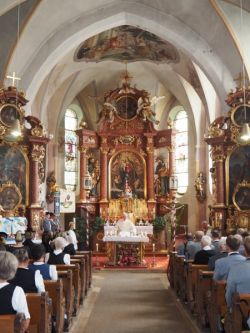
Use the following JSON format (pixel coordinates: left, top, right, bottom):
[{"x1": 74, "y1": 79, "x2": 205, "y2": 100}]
[{"x1": 72, "y1": 271, "x2": 196, "y2": 333}]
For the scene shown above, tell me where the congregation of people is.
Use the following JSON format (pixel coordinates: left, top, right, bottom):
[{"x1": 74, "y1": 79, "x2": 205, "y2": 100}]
[
  {"x1": 173, "y1": 226, "x2": 250, "y2": 332},
  {"x1": 0, "y1": 211, "x2": 84, "y2": 332}
]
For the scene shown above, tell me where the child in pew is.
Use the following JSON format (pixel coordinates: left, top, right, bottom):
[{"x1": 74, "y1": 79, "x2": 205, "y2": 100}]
[
  {"x1": 29, "y1": 244, "x2": 58, "y2": 280},
  {"x1": 0, "y1": 251, "x2": 30, "y2": 331},
  {"x1": 9, "y1": 247, "x2": 45, "y2": 293},
  {"x1": 45, "y1": 237, "x2": 71, "y2": 265}
]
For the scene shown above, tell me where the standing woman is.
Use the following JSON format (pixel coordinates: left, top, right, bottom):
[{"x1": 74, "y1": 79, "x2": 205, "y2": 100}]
[{"x1": 67, "y1": 221, "x2": 78, "y2": 250}]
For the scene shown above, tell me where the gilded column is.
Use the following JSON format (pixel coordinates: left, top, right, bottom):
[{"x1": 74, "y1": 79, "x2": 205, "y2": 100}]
[
  {"x1": 100, "y1": 147, "x2": 109, "y2": 202},
  {"x1": 79, "y1": 146, "x2": 88, "y2": 202},
  {"x1": 215, "y1": 155, "x2": 226, "y2": 205},
  {"x1": 146, "y1": 147, "x2": 155, "y2": 201}
]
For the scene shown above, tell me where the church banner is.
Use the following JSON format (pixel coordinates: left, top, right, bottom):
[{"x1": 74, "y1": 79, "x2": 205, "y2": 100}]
[{"x1": 60, "y1": 189, "x2": 75, "y2": 213}]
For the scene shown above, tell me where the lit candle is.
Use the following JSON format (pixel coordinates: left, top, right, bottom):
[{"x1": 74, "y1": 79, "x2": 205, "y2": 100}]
[
  {"x1": 152, "y1": 243, "x2": 155, "y2": 252},
  {"x1": 73, "y1": 217, "x2": 76, "y2": 223},
  {"x1": 96, "y1": 243, "x2": 99, "y2": 252}
]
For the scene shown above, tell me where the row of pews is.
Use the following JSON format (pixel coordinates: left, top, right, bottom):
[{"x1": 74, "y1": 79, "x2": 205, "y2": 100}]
[
  {"x1": 168, "y1": 251, "x2": 250, "y2": 333},
  {"x1": 0, "y1": 251, "x2": 92, "y2": 333}
]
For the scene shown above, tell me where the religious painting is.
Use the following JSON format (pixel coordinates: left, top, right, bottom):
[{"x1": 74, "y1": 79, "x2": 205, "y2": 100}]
[
  {"x1": 60, "y1": 189, "x2": 75, "y2": 213},
  {"x1": 109, "y1": 151, "x2": 145, "y2": 199},
  {"x1": 75, "y1": 25, "x2": 180, "y2": 64},
  {"x1": 0, "y1": 145, "x2": 28, "y2": 206},
  {"x1": 0, "y1": 104, "x2": 20, "y2": 127},
  {"x1": 0, "y1": 183, "x2": 22, "y2": 211},
  {"x1": 154, "y1": 148, "x2": 169, "y2": 196},
  {"x1": 231, "y1": 104, "x2": 250, "y2": 127},
  {"x1": 227, "y1": 146, "x2": 250, "y2": 205},
  {"x1": 233, "y1": 183, "x2": 250, "y2": 211}
]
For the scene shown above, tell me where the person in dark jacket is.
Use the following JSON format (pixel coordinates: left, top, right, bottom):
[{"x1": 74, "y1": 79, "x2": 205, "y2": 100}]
[
  {"x1": 208, "y1": 237, "x2": 228, "y2": 270},
  {"x1": 29, "y1": 244, "x2": 58, "y2": 280},
  {"x1": 193, "y1": 235, "x2": 216, "y2": 265},
  {"x1": 9, "y1": 248, "x2": 45, "y2": 293}
]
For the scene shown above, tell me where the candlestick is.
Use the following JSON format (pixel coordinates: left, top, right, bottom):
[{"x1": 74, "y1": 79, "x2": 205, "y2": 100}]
[
  {"x1": 96, "y1": 243, "x2": 99, "y2": 252},
  {"x1": 152, "y1": 243, "x2": 156, "y2": 267},
  {"x1": 152, "y1": 243, "x2": 155, "y2": 252},
  {"x1": 95, "y1": 243, "x2": 99, "y2": 266}
]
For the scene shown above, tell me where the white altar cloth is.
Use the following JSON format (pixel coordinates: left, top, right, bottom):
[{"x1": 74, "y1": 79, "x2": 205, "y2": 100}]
[
  {"x1": 103, "y1": 235, "x2": 149, "y2": 243},
  {"x1": 104, "y1": 225, "x2": 153, "y2": 236}
]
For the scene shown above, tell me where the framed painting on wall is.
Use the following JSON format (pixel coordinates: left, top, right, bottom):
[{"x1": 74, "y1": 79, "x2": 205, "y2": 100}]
[{"x1": 109, "y1": 151, "x2": 146, "y2": 199}]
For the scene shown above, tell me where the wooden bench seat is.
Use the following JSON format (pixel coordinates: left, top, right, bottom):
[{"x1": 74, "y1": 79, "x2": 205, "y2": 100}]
[
  {"x1": 44, "y1": 279, "x2": 65, "y2": 333},
  {"x1": 0, "y1": 313, "x2": 26, "y2": 333},
  {"x1": 56, "y1": 264, "x2": 80, "y2": 316},
  {"x1": 196, "y1": 270, "x2": 213, "y2": 327},
  {"x1": 26, "y1": 292, "x2": 52, "y2": 333},
  {"x1": 70, "y1": 257, "x2": 86, "y2": 303},
  {"x1": 57, "y1": 270, "x2": 74, "y2": 331},
  {"x1": 225, "y1": 293, "x2": 250, "y2": 333},
  {"x1": 75, "y1": 251, "x2": 92, "y2": 288}
]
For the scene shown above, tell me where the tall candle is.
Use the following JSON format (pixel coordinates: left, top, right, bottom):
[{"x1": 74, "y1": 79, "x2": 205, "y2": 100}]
[
  {"x1": 152, "y1": 243, "x2": 155, "y2": 252},
  {"x1": 96, "y1": 243, "x2": 99, "y2": 252}
]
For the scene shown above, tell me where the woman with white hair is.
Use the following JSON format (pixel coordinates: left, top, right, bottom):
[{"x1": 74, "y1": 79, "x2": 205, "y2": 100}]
[
  {"x1": 193, "y1": 235, "x2": 216, "y2": 264},
  {"x1": 0, "y1": 251, "x2": 30, "y2": 331},
  {"x1": 45, "y1": 237, "x2": 70, "y2": 265}
]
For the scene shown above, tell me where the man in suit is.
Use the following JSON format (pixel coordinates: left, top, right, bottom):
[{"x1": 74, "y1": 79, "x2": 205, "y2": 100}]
[
  {"x1": 213, "y1": 235, "x2": 245, "y2": 281},
  {"x1": 186, "y1": 230, "x2": 204, "y2": 260},
  {"x1": 193, "y1": 235, "x2": 216, "y2": 264},
  {"x1": 226, "y1": 236, "x2": 250, "y2": 309},
  {"x1": 42, "y1": 212, "x2": 51, "y2": 233},
  {"x1": 211, "y1": 229, "x2": 220, "y2": 253},
  {"x1": 208, "y1": 237, "x2": 228, "y2": 271}
]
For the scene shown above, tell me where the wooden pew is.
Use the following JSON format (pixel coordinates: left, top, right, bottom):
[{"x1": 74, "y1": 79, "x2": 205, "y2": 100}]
[
  {"x1": 26, "y1": 292, "x2": 52, "y2": 333},
  {"x1": 173, "y1": 255, "x2": 185, "y2": 298},
  {"x1": 167, "y1": 251, "x2": 177, "y2": 289},
  {"x1": 57, "y1": 270, "x2": 74, "y2": 331},
  {"x1": 196, "y1": 270, "x2": 213, "y2": 327},
  {"x1": 0, "y1": 313, "x2": 26, "y2": 333},
  {"x1": 227, "y1": 293, "x2": 250, "y2": 333},
  {"x1": 75, "y1": 251, "x2": 92, "y2": 288},
  {"x1": 44, "y1": 280, "x2": 65, "y2": 333},
  {"x1": 186, "y1": 263, "x2": 208, "y2": 313},
  {"x1": 71, "y1": 257, "x2": 86, "y2": 303},
  {"x1": 56, "y1": 264, "x2": 80, "y2": 316},
  {"x1": 207, "y1": 280, "x2": 227, "y2": 333}
]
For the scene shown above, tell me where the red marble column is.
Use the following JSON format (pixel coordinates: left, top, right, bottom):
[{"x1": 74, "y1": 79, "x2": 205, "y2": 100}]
[
  {"x1": 79, "y1": 147, "x2": 88, "y2": 203},
  {"x1": 146, "y1": 147, "x2": 155, "y2": 201},
  {"x1": 30, "y1": 144, "x2": 45, "y2": 207},
  {"x1": 100, "y1": 147, "x2": 108, "y2": 202},
  {"x1": 215, "y1": 158, "x2": 226, "y2": 205}
]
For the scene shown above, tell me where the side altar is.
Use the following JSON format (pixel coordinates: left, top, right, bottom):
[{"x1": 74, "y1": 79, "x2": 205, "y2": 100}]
[{"x1": 76, "y1": 71, "x2": 176, "y2": 250}]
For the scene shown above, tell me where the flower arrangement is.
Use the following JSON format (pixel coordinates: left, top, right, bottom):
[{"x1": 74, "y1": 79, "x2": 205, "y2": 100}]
[{"x1": 152, "y1": 216, "x2": 167, "y2": 231}]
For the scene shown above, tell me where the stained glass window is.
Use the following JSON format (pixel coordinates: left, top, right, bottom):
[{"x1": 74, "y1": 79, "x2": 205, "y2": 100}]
[
  {"x1": 65, "y1": 109, "x2": 78, "y2": 191},
  {"x1": 174, "y1": 110, "x2": 188, "y2": 194}
]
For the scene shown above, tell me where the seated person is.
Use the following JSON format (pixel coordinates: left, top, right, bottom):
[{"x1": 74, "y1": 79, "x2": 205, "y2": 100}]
[
  {"x1": 186, "y1": 230, "x2": 204, "y2": 260},
  {"x1": 0, "y1": 251, "x2": 30, "y2": 331},
  {"x1": 193, "y1": 235, "x2": 216, "y2": 264},
  {"x1": 213, "y1": 235, "x2": 246, "y2": 281},
  {"x1": 45, "y1": 237, "x2": 70, "y2": 265},
  {"x1": 23, "y1": 230, "x2": 36, "y2": 250},
  {"x1": 57, "y1": 232, "x2": 76, "y2": 255},
  {"x1": 208, "y1": 237, "x2": 228, "y2": 271},
  {"x1": 29, "y1": 244, "x2": 58, "y2": 280},
  {"x1": 9, "y1": 248, "x2": 45, "y2": 293},
  {"x1": 116, "y1": 212, "x2": 136, "y2": 237},
  {"x1": 8, "y1": 231, "x2": 26, "y2": 252},
  {"x1": 226, "y1": 236, "x2": 250, "y2": 317}
]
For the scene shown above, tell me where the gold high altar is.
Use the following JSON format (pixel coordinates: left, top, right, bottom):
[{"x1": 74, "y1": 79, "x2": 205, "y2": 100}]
[{"x1": 76, "y1": 71, "x2": 176, "y2": 250}]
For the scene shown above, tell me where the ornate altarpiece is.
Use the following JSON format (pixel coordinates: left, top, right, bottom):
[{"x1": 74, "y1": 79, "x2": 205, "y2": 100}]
[
  {"x1": 0, "y1": 86, "x2": 49, "y2": 230},
  {"x1": 205, "y1": 86, "x2": 250, "y2": 232},
  {"x1": 76, "y1": 72, "x2": 175, "y2": 223}
]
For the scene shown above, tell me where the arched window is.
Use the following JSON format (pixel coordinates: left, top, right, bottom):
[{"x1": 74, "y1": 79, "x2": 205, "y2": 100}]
[
  {"x1": 64, "y1": 109, "x2": 78, "y2": 191},
  {"x1": 174, "y1": 110, "x2": 188, "y2": 194}
]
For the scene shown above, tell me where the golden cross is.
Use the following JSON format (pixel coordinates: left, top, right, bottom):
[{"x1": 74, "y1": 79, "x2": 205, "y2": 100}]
[
  {"x1": 6, "y1": 72, "x2": 21, "y2": 87},
  {"x1": 234, "y1": 72, "x2": 244, "y2": 88}
]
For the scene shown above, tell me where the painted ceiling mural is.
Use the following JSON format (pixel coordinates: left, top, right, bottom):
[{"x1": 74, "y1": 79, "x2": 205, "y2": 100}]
[{"x1": 75, "y1": 25, "x2": 180, "y2": 64}]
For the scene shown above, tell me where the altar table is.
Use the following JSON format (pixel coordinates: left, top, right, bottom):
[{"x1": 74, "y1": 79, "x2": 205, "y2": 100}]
[
  {"x1": 103, "y1": 235, "x2": 149, "y2": 266},
  {"x1": 104, "y1": 225, "x2": 153, "y2": 236}
]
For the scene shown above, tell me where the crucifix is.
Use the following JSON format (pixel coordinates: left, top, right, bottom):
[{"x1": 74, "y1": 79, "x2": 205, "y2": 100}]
[{"x1": 6, "y1": 72, "x2": 21, "y2": 87}]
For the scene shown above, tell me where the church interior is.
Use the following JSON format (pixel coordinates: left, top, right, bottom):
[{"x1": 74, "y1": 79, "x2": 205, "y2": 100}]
[{"x1": 0, "y1": 0, "x2": 250, "y2": 332}]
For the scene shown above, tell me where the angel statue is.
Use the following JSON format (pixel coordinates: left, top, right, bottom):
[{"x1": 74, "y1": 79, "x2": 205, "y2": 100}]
[
  {"x1": 194, "y1": 172, "x2": 206, "y2": 202},
  {"x1": 97, "y1": 102, "x2": 117, "y2": 124},
  {"x1": 136, "y1": 90, "x2": 165, "y2": 125}
]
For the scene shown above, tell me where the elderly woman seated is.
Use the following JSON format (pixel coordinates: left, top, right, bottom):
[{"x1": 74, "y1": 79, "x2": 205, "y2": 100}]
[
  {"x1": 45, "y1": 237, "x2": 71, "y2": 265},
  {"x1": 0, "y1": 251, "x2": 30, "y2": 331},
  {"x1": 9, "y1": 248, "x2": 45, "y2": 293},
  {"x1": 29, "y1": 244, "x2": 58, "y2": 280}
]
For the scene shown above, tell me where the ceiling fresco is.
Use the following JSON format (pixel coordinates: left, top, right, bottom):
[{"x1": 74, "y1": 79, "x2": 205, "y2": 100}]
[{"x1": 75, "y1": 25, "x2": 180, "y2": 64}]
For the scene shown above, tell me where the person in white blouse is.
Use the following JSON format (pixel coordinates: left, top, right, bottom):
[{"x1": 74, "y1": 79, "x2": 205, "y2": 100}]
[
  {"x1": 0, "y1": 251, "x2": 30, "y2": 331},
  {"x1": 29, "y1": 244, "x2": 58, "y2": 280},
  {"x1": 67, "y1": 221, "x2": 78, "y2": 250},
  {"x1": 10, "y1": 247, "x2": 45, "y2": 293},
  {"x1": 45, "y1": 237, "x2": 70, "y2": 265}
]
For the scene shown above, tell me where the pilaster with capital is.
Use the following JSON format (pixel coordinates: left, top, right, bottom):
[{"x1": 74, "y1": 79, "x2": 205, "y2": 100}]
[
  {"x1": 100, "y1": 147, "x2": 109, "y2": 203},
  {"x1": 79, "y1": 146, "x2": 88, "y2": 202},
  {"x1": 30, "y1": 144, "x2": 45, "y2": 207}
]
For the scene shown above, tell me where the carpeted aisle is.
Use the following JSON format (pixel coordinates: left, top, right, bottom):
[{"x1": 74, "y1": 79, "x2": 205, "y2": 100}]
[{"x1": 73, "y1": 271, "x2": 196, "y2": 333}]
